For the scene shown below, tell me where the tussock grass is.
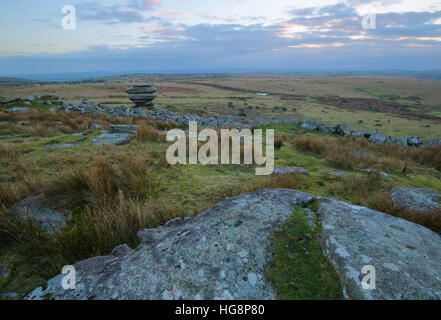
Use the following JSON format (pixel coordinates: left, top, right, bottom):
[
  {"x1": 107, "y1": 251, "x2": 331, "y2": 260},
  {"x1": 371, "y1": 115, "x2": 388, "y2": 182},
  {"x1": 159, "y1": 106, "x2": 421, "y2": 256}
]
[
  {"x1": 46, "y1": 154, "x2": 156, "y2": 209},
  {"x1": 293, "y1": 134, "x2": 432, "y2": 172}
]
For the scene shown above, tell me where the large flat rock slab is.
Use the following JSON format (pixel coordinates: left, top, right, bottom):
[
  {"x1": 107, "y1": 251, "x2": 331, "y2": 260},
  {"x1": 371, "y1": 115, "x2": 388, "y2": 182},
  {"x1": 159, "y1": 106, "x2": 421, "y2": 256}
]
[
  {"x1": 318, "y1": 197, "x2": 441, "y2": 300},
  {"x1": 27, "y1": 189, "x2": 314, "y2": 300}
]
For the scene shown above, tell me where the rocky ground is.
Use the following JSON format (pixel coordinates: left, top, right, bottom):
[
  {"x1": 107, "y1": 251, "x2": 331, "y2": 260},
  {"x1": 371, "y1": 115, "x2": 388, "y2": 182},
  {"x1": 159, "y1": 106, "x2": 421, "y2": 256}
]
[{"x1": 0, "y1": 93, "x2": 440, "y2": 300}]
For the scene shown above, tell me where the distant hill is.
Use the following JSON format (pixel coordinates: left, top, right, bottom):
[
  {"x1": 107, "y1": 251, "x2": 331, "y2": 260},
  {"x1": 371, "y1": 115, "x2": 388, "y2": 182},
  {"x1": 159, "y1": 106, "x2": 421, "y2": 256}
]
[{"x1": 0, "y1": 77, "x2": 45, "y2": 86}]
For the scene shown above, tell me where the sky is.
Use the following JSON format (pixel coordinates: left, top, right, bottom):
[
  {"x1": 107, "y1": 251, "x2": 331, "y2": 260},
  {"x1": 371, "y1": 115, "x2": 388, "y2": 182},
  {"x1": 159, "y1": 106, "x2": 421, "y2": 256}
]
[{"x1": 0, "y1": 0, "x2": 441, "y2": 77}]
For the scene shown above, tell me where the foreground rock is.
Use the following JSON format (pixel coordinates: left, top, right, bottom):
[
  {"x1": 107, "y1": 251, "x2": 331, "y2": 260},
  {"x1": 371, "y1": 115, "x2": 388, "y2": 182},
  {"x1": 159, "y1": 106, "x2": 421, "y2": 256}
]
[
  {"x1": 126, "y1": 83, "x2": 157, "y2": 109},
  {"x1": 318, "y1": 197, "x2": 441, "y2": 299},
  {"x1": 9, "y1": 193, "x2": 71, "y2": 234},
  {"x1": 389, "y1": 187, "x2": 441, "y2": 213},
  {"x1": 27, "y1": 189, "x2": 314, "y2": 300}
]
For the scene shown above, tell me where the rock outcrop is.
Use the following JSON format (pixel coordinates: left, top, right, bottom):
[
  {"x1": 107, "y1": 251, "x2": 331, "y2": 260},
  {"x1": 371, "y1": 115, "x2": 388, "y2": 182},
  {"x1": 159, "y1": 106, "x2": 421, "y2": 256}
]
[
  {"x1": 318, "y1": 197, "x2": 441, "y2": 300},
  {"x1": 26, "y1": 188, "x2": 441, "y2": 300},
  {"x1": 389, "y1": 187, "x2": 441, "y2": 213},
  {"x1": 126, "y1": 83, "x2": 157, "y2": 109},
  {"x1": 27, "y1": 189, "x2": 314, "y2": 300}
]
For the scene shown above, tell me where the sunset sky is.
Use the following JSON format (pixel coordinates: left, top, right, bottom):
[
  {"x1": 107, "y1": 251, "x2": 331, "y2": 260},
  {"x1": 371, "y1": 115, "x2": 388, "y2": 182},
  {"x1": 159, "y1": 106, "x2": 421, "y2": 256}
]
[{"x1": 1, "y1": 0, "x2": 441, "y2": 77}]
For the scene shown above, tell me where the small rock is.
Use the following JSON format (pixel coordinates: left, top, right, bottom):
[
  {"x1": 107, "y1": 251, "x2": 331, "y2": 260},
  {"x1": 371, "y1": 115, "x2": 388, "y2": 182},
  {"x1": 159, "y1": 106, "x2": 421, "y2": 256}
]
[
  {"x1": 43, "y1": 144, "x2": 75, "y2": 150},
  {"x1": 9, "y1": 193, "x2": 71, "y2": 234},
  {"x1": 406, "y1": 136, "x2": 423, "y2": 147},
  {"x1": 361, "y1": 168, "x2": 393, "y2": 180},
  {"x1": 300, "y1": 119, "x2": 319, "y2": 131},
  {"x1": 5, "y1": 107, "x2": 28, "y2": 113},
  {"x1": 89, "y1": 123, "x2": 100, "y2": 130},
  {"x1": 109, "y1": 124, "x2": 138, "y2": 135},
  {"x1": 93, "y1": 133, "x2": 133, "y2": 146},
  {"x1": 329, "y1": 171, "x2": 347, "y2": 177},
  {"x1": 335, "y1": 124, "x2": 351, "y2": 136},
  {"x1": 0, "y1": 97, "x2": 20, "y2": 104},
  {"x1": 273, "y1": 166, "x2": 308, "y2": 175},
  {"x1": 422, "y1": 138, "x2": 441, "y2": 147}
]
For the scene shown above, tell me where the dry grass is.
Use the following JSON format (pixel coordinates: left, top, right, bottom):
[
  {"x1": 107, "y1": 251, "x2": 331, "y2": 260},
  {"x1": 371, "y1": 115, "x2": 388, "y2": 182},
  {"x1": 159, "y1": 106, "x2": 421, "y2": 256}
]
[
  {"x1": 46, "y1": 154, "x2": 156, "y2": 209},
  {"x1": 293, "y1": 134, "x2": 433, "y2": 172},
  {"x1": 368, "y1": 193, "x2": 441, "y2": 235}
]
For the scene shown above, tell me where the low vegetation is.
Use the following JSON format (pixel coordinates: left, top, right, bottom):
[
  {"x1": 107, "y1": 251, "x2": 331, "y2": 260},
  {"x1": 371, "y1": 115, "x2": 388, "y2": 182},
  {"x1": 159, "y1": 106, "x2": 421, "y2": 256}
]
[
  {"x1": 0, "y1": 80, "x2": 440, "y2": 298},
  {"x1": 266, "y1": 207, "x2": 343, "y2": 300}
]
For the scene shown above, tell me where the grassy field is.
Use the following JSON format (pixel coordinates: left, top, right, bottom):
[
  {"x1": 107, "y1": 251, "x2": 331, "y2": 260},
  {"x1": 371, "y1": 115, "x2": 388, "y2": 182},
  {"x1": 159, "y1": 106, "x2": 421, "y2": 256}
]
[
  {"x1": 0, "y1": 75, "x2": 440, "y2": 299},
  {"x1": 1, "y1": 74, "x2": 441, "y2": 139}
]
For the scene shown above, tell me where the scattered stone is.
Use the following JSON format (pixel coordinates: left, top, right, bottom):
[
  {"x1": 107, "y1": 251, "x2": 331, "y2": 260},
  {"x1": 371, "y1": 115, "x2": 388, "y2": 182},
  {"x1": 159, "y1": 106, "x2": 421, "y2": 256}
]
[
  {"x1": 300, "y1": 119, "x2": 319, "y2": 131},
  {"x1": 422, "y1": 138, "x2": 441, "y2": 147},
  {"x1": 318, "y1": 197, "x2": 441, "y2": 300},
  {"x1": 17, "y1": 120, "x2": 30, "y2": 125},
  {"x1": 26, "y1": 189, "x2": 314, "y2": 300},
  {"x1": 406, "y1": 136, "x2": 423, "y2": 147},
  {"x1": 335, "y1": 124, "x2": 351, "y2": 136},
  {"x1": 9, "y1": 193, "x2": 71, "y2": 235},
  {"x1": 368, "y1": 132, "x2": 391, "y2": 144},
  {"x1": 273, "y1": 166, "x2": 308, "y2": 175},
  {"x1": 390, "y1": 137, "x2": 408, "y2": 146},
  {"x1": 5, "y1": 107, "x2": 28, "y2": 113},
  {"x1": 328, "y1": 171, "x2": 347, "y2": 177},
  {"x1": 24, "y1": 101, "x2": 31, "y2": 105},
  {"x1": 389, "y1": 187, "x2": 441, "y2": 213},
  {"x1": 25, "y1": 96, "x2": 36, "y2": 101},
  {"x1": 318, "y1": 123, "x2": 335, "y2": 133},
  {"x1": 0, "y1": 97, "x2": 20, "y2": 104},
  {"x1": 351, "y1": 130, "x2": 364, "y2": 138},
  {"x1": 46, "y1": 107, "x2": 56, "y2": 113},
  {"x1": 361, "y1": 168, "x2": 393, "y2": 180},
  {"x1": 43, "y1": 144, "x2": 75, "y2": 150},
  {"x1": 93, "y1": 133, "x2": 133, "y2": 147},
  {"x1": 109, "y1": 124, "x2": 138, "y2": 135},
  {"x1": 43, "y1": 101, "x2": 52, "y2": 105},
  {"x1": 347, "y1": 151, "x2": 369, "y2": 159},
  {"x1": 126, "y1": 83, "x2": 157, "y2": 109},
  {"x1": 89, "y1": 123, "x2": 100, "y2": 130}
]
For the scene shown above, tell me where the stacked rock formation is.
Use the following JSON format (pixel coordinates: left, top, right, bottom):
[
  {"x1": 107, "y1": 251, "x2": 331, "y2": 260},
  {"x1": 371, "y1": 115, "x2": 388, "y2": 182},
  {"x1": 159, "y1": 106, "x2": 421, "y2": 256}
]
[{"x1": 125, "y1": 83, "x2": 157, "y2": 109}]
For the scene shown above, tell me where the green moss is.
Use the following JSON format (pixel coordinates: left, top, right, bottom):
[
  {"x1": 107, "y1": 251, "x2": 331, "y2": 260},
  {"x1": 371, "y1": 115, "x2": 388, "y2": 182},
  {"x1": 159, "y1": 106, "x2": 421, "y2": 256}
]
[{"x1": 266, "y1": 207, "x2": 343, "y2": 300}]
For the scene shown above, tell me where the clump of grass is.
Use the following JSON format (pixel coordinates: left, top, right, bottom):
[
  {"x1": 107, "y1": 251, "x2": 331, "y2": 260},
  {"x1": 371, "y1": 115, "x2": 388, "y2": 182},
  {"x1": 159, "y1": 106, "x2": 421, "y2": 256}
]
[
  {"x1": 46, "y1": 154, "x2": 156, "y2": 209},
  {"x1": 409, "y1": 145, "x2": 441, "y2": 171},
  {"x1": 266, "y1": 207, "x2": 343, "y2": 300},
  {"x1": 274, "y1": 138, "x2": 284, "y2": 150},
  {"x1": 325, "y1": 149, "x2": 355, "y2": 170},
  {"x1": 0, "y1": 184, "x2": 19, "y2": 209},
  {"x1": 338, "y1": 169, "x2": 386, "y2": 204},
  {"x1": 137, "y1": 121, "x2": 165, "y2": 142}
]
